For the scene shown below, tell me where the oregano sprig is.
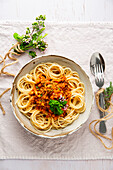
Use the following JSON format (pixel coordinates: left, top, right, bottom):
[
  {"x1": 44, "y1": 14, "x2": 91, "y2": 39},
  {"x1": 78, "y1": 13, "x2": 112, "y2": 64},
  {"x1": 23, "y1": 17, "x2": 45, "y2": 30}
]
[
  {"x1": 13, "y1": 15, "x2": 48, "y2": 58},
  {"x1": 104, "y1": 82, "x2": 113, "y2": 109}
]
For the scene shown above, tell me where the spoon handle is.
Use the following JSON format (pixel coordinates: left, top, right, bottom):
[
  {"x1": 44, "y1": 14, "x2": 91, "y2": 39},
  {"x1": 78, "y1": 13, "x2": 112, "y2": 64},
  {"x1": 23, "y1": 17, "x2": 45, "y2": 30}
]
[
  {"x1": 99, "y1": 120, "x2": 107, "y2": 134},
  {"x1": 99, "y1": 92, "x2": 107, "y2": 134}
]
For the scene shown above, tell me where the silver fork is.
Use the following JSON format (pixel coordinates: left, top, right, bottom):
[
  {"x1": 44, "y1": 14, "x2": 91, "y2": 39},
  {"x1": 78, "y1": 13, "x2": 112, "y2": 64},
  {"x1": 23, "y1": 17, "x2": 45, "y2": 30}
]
[{"x1": 94, "y1": 64, "x2": 107, "y2": 133}]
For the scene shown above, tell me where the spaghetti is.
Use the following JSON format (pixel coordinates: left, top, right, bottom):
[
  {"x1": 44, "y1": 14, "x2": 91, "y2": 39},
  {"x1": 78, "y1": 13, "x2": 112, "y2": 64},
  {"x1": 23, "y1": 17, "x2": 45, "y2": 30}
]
[{"x1": 16, "y1": 63, "x2": 86, "y2": 132}]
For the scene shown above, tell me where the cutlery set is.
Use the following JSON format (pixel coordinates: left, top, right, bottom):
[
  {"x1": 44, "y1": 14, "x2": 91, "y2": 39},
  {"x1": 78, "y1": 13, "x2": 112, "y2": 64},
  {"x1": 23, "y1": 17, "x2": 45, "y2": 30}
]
[{"x1": 90, "y1": 52, "x2": 106, "y2": 134}]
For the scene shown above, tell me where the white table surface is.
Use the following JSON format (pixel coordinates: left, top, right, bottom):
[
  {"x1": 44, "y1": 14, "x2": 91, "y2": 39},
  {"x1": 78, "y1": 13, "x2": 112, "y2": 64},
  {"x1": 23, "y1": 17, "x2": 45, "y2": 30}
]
[{"x1": 0, "y1": 0, "x2": 113, "y2": 170}]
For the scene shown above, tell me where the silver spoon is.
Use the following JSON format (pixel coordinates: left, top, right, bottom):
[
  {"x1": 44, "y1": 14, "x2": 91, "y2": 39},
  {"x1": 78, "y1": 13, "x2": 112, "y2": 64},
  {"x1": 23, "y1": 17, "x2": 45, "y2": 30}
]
[
  {"x1": 90, "y1": 52, "x2": 106, "y2": 134},
  {"x1": 90, "y1": 52, "x2": 105, "y2": 75}
]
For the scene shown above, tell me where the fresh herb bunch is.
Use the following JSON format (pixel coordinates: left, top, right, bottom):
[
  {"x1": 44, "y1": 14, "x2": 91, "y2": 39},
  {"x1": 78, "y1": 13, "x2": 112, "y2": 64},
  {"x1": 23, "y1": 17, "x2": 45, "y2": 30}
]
[
  {"x1": 104, "y1": 82, "x2": 113, "y2": 109},
  {"x1": 13, "y1": 15, "x2": 48, "y2": 58},
  {"x1": 49, "y1": 99, "x2": 67, "y2": 115}
]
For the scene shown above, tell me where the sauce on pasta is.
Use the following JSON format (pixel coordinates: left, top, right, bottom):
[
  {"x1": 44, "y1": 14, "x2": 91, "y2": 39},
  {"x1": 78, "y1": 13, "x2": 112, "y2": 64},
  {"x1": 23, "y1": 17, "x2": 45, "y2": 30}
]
[{"x1": 16, "y1": 63, "x2": 86, "y2": 132}]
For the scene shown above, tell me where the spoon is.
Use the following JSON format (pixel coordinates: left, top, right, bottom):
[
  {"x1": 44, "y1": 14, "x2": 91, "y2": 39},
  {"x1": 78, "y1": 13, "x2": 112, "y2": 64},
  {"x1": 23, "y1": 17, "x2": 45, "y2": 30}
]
[
  {"x1": 90, "y1": 52, "x2": 106, "y2": 134},
  {"x1": 90, "y1": 52, "x2": 105, "y2": 76}
]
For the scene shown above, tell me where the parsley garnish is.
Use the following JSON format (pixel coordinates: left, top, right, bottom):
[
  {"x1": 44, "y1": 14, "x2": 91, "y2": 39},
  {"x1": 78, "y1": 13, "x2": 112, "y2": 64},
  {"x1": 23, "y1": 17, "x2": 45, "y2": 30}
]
[
  {"x1": 29, "y1": 51, "x2": 37, "y2": 58},
  {"x1": 49, "y1": 99, "x2": 67, "y2": 115},
  {"x1": 104, "y1": 82, "x2": 113, "y2": 109},
  {"x1": 36, "y1": 86, "x2": 39, "y2": 89},
  {"x1": 13, "y1": 15, "x2": 48, "y2": 58}
]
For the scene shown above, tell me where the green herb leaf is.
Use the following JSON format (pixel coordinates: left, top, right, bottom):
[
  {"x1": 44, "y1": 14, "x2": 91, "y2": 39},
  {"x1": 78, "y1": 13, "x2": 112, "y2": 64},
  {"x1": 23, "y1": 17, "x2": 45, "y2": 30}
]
[
  {"x1": 42, "y1": 33, "x2": 48, "y2": 38},
  {"x1": 26, "y1": 27, "x2": 30, "y2": 34},
  {"x1": 29, "y1": 51, "x2": 37, "y2": 58},
  {"x1": 36, "y1": 15, "x2": 46, "y2": 21},
  {"x1": 104, "y1": 82, "x2": 113, "y2": 109},
  {"x1": 36, "y1": 86, "x2": 39, "y2": 89},
  {"x1": 62, "y1": 100, "x2": 67, "y2": 106},
  {"x1": 13, "y1": 33, "x2": 24, "y2": 42},
  {"x1": 38, "y1": 27, "x2": 45, "y2": 35},
  {"x1": 49, "y1": 99, "x2": 67, "y2": 115}
]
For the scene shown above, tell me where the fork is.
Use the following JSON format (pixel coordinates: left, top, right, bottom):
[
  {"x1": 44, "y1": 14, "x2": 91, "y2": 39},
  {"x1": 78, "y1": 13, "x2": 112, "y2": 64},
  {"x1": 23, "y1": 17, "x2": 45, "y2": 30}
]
[{"x1": 94, "y1": 64, "x2": 107, "y2": 134}]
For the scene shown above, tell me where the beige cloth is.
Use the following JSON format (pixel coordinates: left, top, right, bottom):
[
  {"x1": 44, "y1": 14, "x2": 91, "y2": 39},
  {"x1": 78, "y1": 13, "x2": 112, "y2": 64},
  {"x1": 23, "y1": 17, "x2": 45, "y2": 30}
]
[{"x1": 0, "y1": 22, "x2": 113, "y2": 159}]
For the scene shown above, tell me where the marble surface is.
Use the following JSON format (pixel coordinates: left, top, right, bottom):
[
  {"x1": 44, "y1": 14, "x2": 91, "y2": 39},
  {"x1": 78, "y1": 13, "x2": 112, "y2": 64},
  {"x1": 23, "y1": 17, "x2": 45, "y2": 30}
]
[{"x1": 0, "y1": 0, "x2": 113, "y2": 169}]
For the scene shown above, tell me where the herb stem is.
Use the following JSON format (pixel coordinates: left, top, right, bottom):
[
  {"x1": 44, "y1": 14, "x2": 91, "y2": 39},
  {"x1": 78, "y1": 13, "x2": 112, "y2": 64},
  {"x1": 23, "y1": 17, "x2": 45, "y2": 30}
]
[{"x1": 13, "y1": 15, "x2": 48, "y2": 58}]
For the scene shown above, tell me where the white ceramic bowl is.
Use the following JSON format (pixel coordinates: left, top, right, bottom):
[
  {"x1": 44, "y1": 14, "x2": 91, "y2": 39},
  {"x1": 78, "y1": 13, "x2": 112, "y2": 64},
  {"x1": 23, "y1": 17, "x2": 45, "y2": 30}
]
[{"x1": 10, "y1": 54, "x2": 93, "y2": 138}]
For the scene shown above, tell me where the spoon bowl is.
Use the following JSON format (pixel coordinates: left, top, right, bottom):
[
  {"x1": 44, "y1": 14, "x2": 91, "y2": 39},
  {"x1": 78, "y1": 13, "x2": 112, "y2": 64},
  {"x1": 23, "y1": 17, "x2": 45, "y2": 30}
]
[{"x1": 90, "y1": 52, "x2": 105, "y2": 75}]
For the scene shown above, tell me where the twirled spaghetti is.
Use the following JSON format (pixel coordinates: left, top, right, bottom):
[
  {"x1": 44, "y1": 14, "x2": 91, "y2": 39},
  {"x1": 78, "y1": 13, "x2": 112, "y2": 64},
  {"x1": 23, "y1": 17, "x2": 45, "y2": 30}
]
[{"x1": 16, "y1": 63, "x2": 86, "y2": 132}]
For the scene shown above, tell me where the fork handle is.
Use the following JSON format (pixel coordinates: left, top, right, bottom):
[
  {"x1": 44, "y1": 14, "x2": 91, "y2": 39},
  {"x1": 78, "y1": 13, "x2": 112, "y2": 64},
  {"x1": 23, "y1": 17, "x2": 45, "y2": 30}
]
[{"x1": 99, "y1": 92, "x2": 107, "y2": 134}]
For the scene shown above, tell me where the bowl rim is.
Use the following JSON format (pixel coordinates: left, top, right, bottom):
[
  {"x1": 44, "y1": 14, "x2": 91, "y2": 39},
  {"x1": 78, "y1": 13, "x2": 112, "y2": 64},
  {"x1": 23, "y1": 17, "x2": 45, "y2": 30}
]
[{"x1": 10, "y1": 54, "x2": 94, "y2": 138}]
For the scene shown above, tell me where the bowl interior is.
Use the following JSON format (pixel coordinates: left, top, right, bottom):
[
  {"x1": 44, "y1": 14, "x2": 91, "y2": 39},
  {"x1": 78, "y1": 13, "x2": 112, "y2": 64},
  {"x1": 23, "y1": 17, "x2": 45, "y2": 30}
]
[{"x1": 11, "y1": 55, "x2": 93, "y2": 138}]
